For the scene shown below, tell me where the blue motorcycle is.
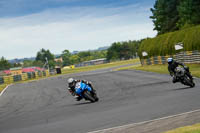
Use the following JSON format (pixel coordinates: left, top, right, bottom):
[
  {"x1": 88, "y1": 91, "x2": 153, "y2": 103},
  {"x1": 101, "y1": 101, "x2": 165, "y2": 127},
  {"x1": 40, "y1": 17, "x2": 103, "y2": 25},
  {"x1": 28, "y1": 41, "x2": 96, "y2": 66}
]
[{"x1": 75, "y1": 82, "x2": 99, "y2": 102}]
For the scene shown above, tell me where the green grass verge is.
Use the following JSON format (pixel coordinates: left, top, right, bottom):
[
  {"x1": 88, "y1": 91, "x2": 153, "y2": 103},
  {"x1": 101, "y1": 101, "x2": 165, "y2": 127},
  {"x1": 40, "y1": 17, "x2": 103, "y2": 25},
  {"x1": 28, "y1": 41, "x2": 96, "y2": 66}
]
[
  {"x1": 164, "y1": 123, "x2": 200, "y2": 133},
  {"x1": 0, "y1": 84, "x2": 7, "y2": 93},
  {"x1": 121, "y1": 64, "x2": 200, "y2": 78},
  {"x1": 61, "y1": 58, "x2": 139, "y2": 75}
]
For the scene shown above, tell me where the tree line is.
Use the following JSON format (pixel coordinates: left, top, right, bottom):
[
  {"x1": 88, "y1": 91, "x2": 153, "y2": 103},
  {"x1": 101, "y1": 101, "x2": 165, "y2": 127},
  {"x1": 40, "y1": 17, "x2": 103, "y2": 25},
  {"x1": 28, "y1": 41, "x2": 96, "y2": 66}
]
[
  {"x1": 0, "y1": 40, "x2": 141, "y2": 71},
  {"x1": 107, "y1": 40, "x2": 141, "y2": 61},
  {"x1": 151, "y1": 0, "x2": 200, "y2": 35}
]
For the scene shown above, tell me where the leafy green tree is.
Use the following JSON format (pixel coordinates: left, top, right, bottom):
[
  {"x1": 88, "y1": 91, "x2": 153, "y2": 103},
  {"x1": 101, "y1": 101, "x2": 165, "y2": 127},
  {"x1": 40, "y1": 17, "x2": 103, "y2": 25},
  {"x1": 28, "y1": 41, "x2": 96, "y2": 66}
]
[
  {"x1": 69, "y1": 55, "x2": 80, "y2": 65},
  {"x1": 78, "y1": 51, "x2": 93, "y2": 62},
  {"x1": 32, "y1": 60, "x2": 43, "y2": 67},
  {"x1": 36, "y1": 48, "x2": 54, "y2": 63},
  {"x1": 150, "y1": 0, "x2": 180, "y2": 34},
  {"x1": 91, "y1": 51, "x2": 107, "y2": 59},
  {"x1": 23, "y1": 60, "x2": 34, "y2": 67},
  {"x1": 36, "y1": 48, "x2": 55, "y2": 68},
  {"x1": 107, "y1": 41, "x2": 140, "y2": 61},
  {"x1": 0, "y1": 57, "x2": 11, "y2": 70},
  {"x1": 107, "y1": 42, "x2": 121, "y2": 60},
  {"x1": 48, "y1": 60, "x2": 56, "y2": 69},
  {"x1": 177, "y1": 0, "x2": 200, "y2": 28},
  {"x1": 61, "y1": 49, "x2": 71, "y2": 66}
]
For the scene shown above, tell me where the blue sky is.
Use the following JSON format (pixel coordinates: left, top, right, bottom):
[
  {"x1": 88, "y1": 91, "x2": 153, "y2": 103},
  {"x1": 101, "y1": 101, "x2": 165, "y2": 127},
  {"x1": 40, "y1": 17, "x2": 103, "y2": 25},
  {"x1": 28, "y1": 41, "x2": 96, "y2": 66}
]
[{"x1": 0, "y1": 0, "x2": 156, "y2": 59}]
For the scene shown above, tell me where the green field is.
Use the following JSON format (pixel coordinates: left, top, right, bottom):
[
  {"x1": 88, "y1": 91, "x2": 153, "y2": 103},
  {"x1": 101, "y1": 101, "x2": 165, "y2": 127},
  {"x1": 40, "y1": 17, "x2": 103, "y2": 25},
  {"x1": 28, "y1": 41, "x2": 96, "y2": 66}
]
[
  {"x1": 0, "y1": 84, "x2": 7, "y2": 93},
  {"x1": 61, "y1": 58, "x2": 140, "y2": 75},
  {"x1": 118, "y1": 64, "x2": 200, "y2": 78},
  {"x1": 164, "y1": 123, "x2": 200, "y2": 133}
]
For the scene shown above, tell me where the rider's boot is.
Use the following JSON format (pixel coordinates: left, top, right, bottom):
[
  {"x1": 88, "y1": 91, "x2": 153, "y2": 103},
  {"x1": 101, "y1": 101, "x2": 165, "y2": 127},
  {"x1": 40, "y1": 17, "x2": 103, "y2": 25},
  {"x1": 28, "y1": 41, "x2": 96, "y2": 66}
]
[
  {"x1": 75, "y1": 95, "x2": 82, "y2": 101},
  {"x1": 172, "y1": 76, "x2": 177, "y2": 83}
]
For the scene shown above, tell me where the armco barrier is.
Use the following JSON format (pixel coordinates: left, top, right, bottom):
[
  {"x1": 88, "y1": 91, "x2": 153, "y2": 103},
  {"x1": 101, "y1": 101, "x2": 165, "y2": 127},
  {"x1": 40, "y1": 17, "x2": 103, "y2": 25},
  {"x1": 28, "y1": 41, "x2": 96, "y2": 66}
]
[
  {"x1": 22, "y1": 73, "x2": 28, "y2": 81},
  {"x1": 0, "y1": 70, "x2": 54, "y2": 90},
  {"x1": 3, "y1": 76, "x2": 14, "y2": 84},
  {"x1": 140, "y1": 50, "x2": 200, "y2": 65},
  {"x1": 0, "y1": 77, "x2": 4, "y2": 84},
  {"x1": 13, "y1": 75, "x2": 22, "y2": 82}
]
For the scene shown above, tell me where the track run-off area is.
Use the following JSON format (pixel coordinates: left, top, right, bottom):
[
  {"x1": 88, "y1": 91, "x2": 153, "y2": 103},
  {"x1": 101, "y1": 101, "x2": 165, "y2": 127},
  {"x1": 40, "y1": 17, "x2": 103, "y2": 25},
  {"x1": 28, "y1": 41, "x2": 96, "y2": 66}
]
[{"x1": 0, "y1": 66, "x2": 200, "y2": 133}]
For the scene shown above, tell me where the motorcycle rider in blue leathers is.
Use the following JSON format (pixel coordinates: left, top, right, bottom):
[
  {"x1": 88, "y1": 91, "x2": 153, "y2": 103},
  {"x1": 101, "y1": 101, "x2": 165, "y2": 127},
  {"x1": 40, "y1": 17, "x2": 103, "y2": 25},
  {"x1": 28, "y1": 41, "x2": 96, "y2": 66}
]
[
  {"x1": 68, "y1": 78, "x2": 96, "y2": 101},
  {"x1": 167, "y1": 58, "x2": 193, "y2": 83}
]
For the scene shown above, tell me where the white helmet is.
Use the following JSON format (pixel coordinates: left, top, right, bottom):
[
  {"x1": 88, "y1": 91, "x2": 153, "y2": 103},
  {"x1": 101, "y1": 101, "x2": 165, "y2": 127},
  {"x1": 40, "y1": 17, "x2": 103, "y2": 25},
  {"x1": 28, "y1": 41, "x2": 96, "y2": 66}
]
[
  {"x1": 68, "y1": 78, "x2": 74, "y2": 84},
  {"x1": 167, "y1": 58, "x2": 173, "y2": 64}
]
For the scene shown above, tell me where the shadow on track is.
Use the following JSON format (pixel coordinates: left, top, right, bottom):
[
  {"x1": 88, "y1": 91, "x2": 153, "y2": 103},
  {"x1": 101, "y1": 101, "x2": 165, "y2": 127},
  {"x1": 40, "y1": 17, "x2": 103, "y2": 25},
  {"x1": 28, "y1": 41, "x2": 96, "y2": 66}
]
[
  {"x1": 173, "y1": 86, "x2": 192, "y2": 91},
  {"x1": 74, "y1": 101, "x2": 93, "y2": 106}
]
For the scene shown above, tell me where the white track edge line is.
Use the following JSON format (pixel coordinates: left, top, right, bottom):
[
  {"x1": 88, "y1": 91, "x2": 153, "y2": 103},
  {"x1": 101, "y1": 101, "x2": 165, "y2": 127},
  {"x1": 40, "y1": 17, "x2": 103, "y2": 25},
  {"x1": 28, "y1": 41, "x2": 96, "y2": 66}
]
[
  {"x1": 0, "y1": 84, "x2": 12, "y2": 96},
  {"x1": 88, "y1": 108, "x2": 200, "y2": 133}
]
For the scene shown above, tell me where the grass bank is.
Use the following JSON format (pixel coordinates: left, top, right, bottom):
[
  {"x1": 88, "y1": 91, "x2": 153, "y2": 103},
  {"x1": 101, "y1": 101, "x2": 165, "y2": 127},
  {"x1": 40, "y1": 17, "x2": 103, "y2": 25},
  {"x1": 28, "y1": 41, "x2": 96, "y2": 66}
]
[
  {"x1": 138, "y1": 25, "x2": 200, "y2": 58},
  {"x1": 117, "y1": 64, "x2": 200, "y2": 78},
  {"x1": 61, "y1": 58, "x2": 139, "y2": 75},
  {"x1": 0, "y1": 84, "x2": 7, "y2": 93},
  {"x1": 164, "y1": 123, "x2": 200, "y2": 133}
]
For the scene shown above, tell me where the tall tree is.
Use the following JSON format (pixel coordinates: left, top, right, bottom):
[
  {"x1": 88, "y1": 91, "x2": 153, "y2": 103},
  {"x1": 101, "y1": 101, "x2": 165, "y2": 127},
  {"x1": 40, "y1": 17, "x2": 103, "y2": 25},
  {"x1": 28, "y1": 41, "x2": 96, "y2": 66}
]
[
  {"x1": 107, "y1": 41, "x2": 141, "y2": 61},
  {"x1": 178, "y1": 0, "x2": 200, "y2": 28},
  {"x1": 150, "y1": 0, "x2": 180, "y2": 34},
  {"x1": 0, "y1": 57, "x2": 11, "y2": 71},
  {"x1": 35, "y1": 49, "x2": 55, "y2": 68},
  {"x1": 36, "y1": 48, "x2": 54, "y2": 63},
  {"x1": 107, "y1": 42, "x2": 121, "y2": 61},
  {"x1": 69, "y1": 55, "x2": 80, "y2": 65},
  {"x1": 61, "y1": 49, "x2": 71, "y2": 66}
]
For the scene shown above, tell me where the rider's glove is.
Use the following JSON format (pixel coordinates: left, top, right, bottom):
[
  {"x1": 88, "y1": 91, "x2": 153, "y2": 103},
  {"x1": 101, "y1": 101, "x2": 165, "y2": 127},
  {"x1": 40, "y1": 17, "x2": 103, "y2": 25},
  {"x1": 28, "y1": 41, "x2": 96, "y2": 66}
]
[
  {"x1": 87, "y1": 81, "x2": 92, "y2": 85},
  {"x1": 68, "y1": 88, "x2": 75, "y2": 96},
  {"x1": 83, "y1": 80, "x2": 91, "y2": 85}
]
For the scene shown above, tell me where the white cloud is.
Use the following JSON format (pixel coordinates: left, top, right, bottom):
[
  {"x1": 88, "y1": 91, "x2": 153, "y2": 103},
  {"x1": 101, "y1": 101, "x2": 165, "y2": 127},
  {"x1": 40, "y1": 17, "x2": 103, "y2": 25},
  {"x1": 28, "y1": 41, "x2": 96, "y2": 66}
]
[{"x1": 0, "y1": 5, "x2": 156, "y2": 59}]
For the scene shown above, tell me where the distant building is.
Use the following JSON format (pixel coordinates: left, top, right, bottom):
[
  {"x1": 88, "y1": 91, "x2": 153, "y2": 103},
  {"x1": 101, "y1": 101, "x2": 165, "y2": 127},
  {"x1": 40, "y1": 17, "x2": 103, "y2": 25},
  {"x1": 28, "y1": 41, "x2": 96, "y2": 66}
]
[
  {"x1": 10, "y1": 67, "x2": 22, "y2": 75},
  {"x1": 22, "y1": 67, "x2": 44, "y2": 73},
  {"x1": 54, "y1": 57, "x2": 63, "y2": 63},
  {"x1": 3, "y1": 67, "x2": 44, "y2": 75},
  {"x1": 75, "y1": 58, "x2": 107, "y2": 67}
]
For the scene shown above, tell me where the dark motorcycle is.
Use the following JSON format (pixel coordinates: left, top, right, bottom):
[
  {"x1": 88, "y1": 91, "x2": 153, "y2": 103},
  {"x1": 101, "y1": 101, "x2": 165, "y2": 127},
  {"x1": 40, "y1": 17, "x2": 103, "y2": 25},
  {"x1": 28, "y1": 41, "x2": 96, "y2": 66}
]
[{"x1": 174, "y1": 67, "x2": 195, "y2": 87}]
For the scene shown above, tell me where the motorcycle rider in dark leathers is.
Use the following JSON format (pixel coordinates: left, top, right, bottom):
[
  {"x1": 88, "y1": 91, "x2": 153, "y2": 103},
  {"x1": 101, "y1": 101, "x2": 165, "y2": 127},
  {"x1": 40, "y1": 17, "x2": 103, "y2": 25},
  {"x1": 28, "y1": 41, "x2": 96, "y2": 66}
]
[
  {"x1": 167, "y1": 58, "x2": 193, "y2": 83},
  {"x1": 68, "y1": 78, "x2": 96, "y2": 101}
]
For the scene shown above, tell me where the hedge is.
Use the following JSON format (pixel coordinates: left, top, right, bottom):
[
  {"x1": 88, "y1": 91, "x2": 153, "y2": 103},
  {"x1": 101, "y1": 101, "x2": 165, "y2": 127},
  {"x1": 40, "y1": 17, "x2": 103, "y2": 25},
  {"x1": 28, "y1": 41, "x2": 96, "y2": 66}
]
[{"x1": 138, "y1": 25, "x2": 200, "y2": 59}]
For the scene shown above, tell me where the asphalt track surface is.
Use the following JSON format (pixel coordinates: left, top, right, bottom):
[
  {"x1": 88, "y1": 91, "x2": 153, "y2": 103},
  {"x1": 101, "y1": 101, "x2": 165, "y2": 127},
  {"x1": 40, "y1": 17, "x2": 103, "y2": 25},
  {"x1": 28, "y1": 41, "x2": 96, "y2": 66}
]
[{"x1": 0, "y1": 66, "x2": 200, "y2": 133}]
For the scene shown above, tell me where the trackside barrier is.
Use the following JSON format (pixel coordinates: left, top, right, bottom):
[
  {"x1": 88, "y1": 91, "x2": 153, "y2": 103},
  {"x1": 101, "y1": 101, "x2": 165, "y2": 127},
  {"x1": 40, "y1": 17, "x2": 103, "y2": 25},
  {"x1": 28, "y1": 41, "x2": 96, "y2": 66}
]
[
  {"x1": 13, "y1": 75, "x2": 22, "y2": 82},
  {"x1": 140, "y1": 50, "x2": 200, "y2": 65},
  {"x1": 0, "y1": 77, "x2": 4, "y2": 84},
  {"x1": 3, "y1": 76, "x2": 14, "y2": 84},
  {"x1": 0, "y1": 70, "x2": 52, "y2": 89},
  {"x1": 22, "y1": 73, "x2": 28, "y2": 81},
  {"x1": 45, "y1": 70, "x2": 50, "y2": 77}
]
